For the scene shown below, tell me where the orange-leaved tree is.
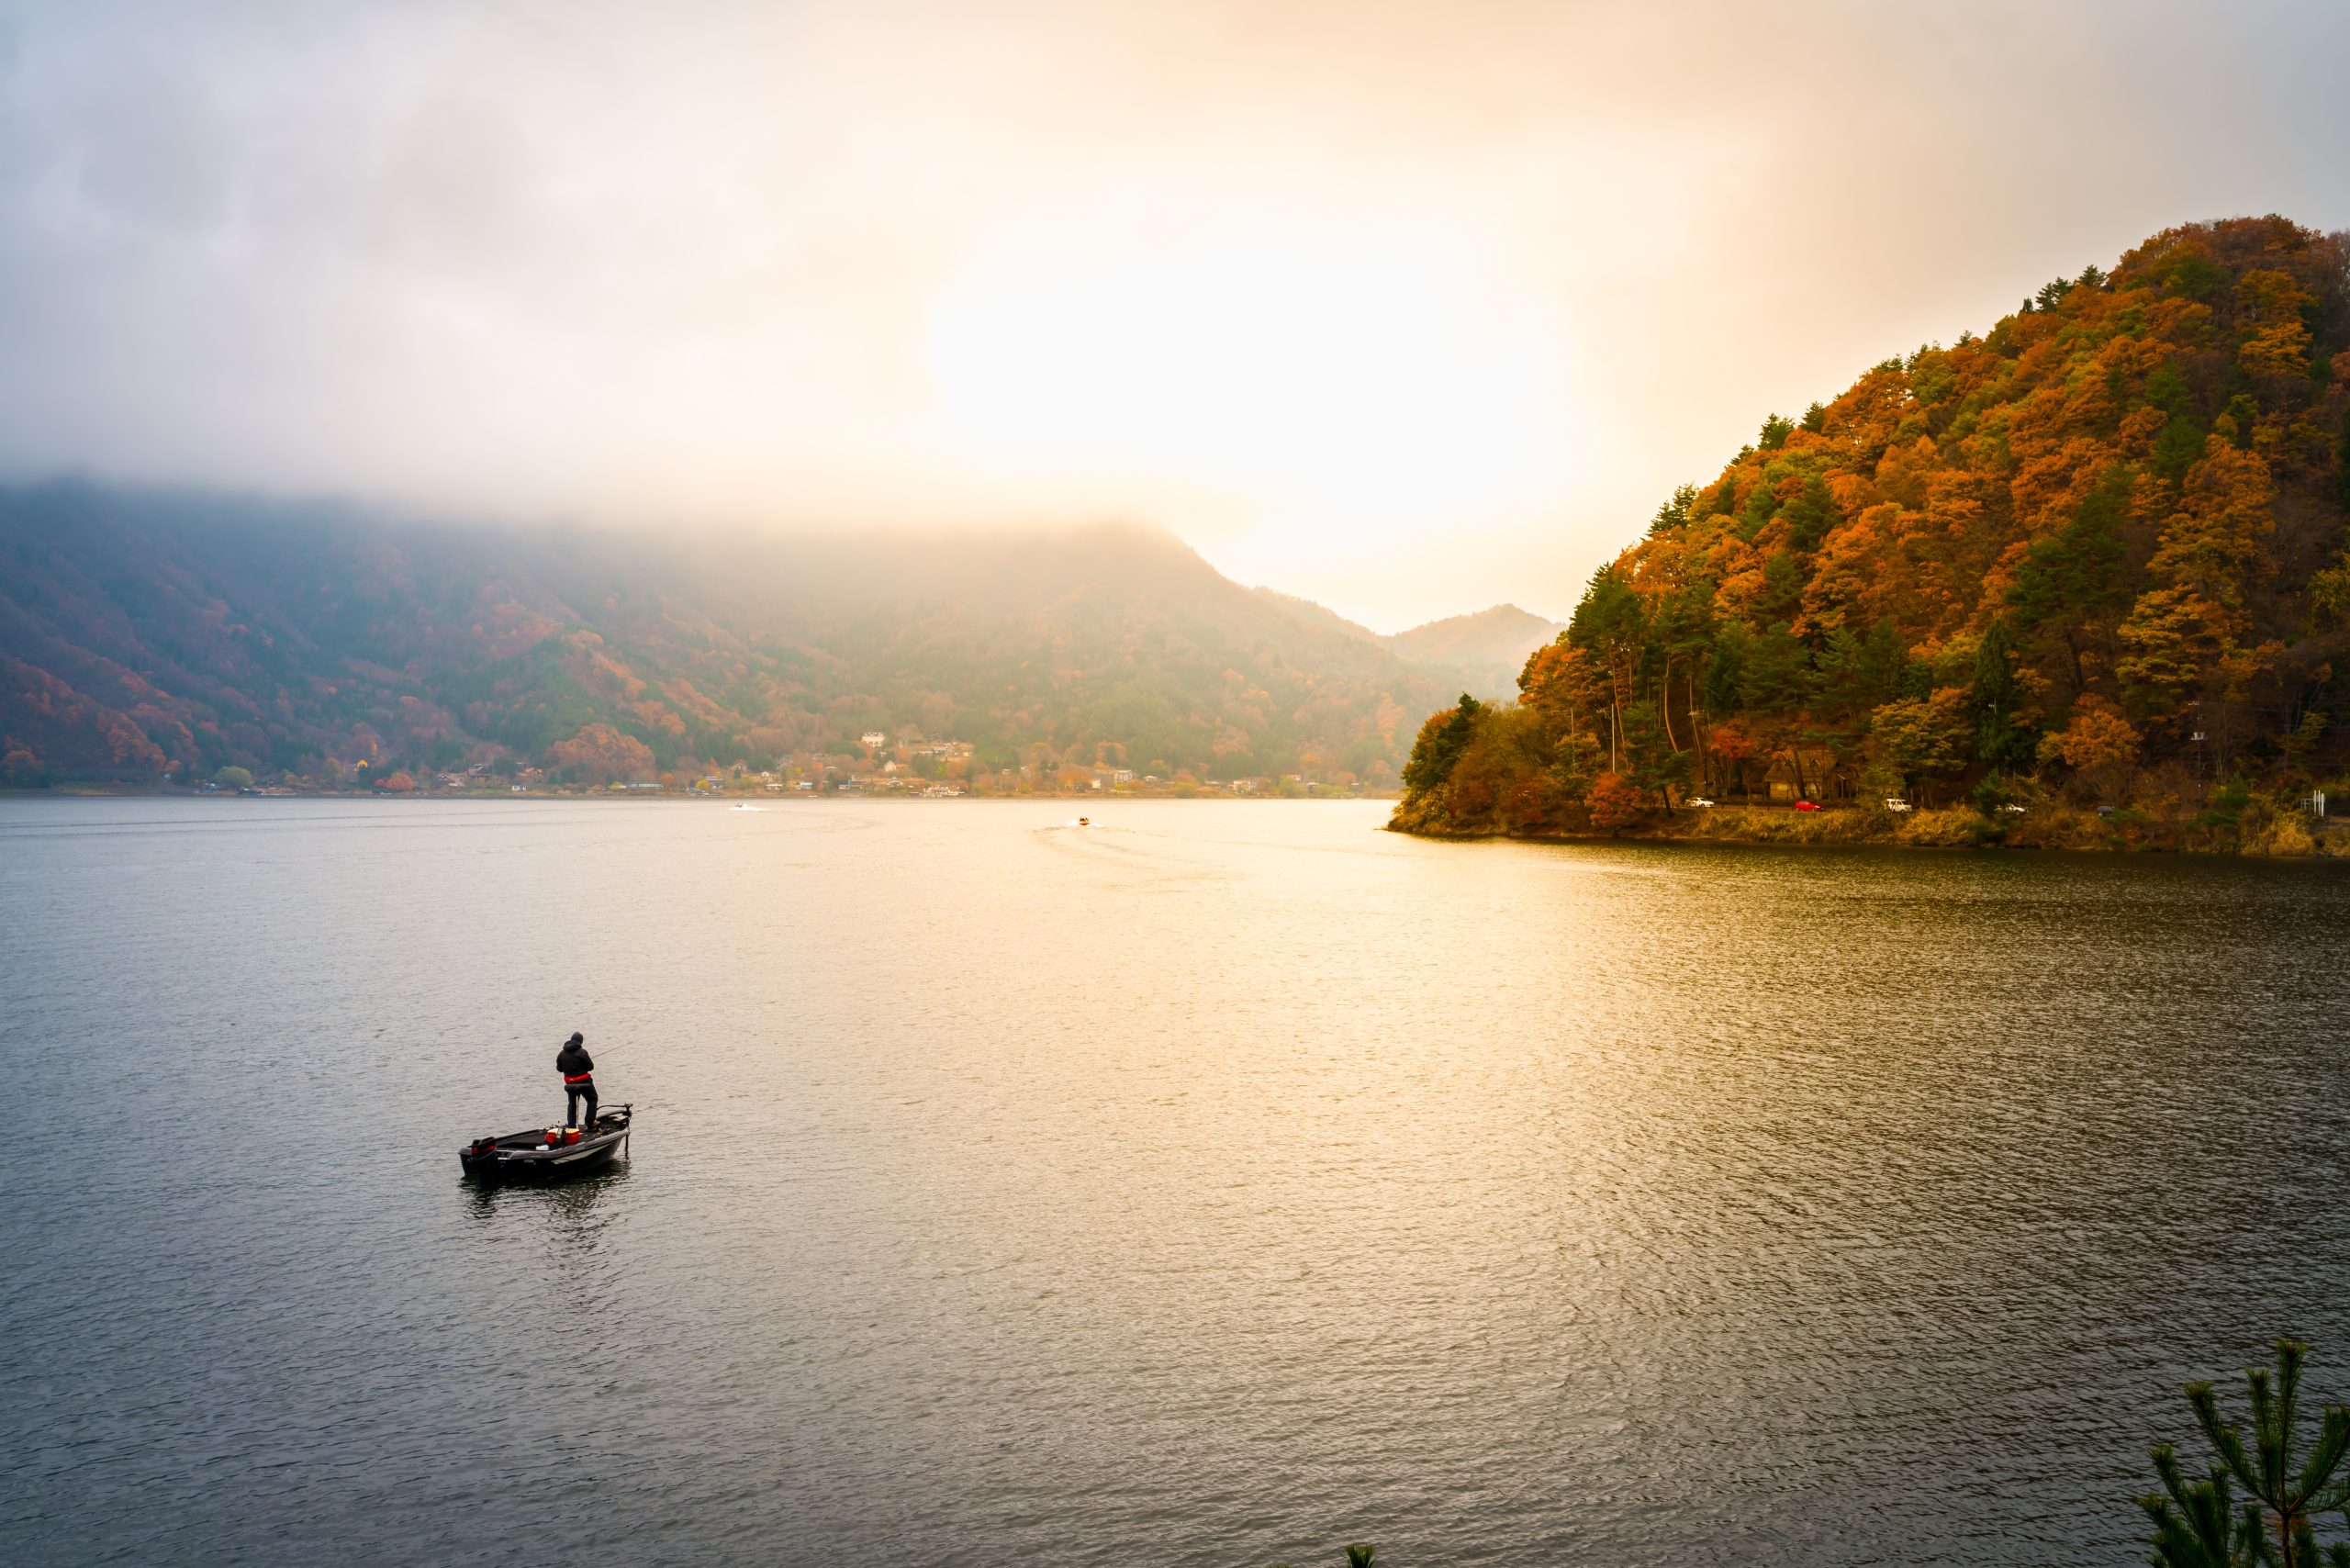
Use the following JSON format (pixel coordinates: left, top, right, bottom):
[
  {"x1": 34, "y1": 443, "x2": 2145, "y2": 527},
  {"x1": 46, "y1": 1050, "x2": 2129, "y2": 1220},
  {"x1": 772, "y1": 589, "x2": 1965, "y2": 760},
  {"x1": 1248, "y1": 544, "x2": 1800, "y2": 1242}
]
[{"x1": 1585, "y1": 772, "x2": 1646, "y2": 834}]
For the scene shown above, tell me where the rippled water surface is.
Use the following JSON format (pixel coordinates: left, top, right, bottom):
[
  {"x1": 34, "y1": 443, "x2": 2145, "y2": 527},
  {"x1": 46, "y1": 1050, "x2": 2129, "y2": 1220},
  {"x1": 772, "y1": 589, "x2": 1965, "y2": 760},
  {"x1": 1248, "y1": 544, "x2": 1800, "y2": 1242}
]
[{"x1": 6, "y1": 798, "x2": 2350, "y2": 1566}]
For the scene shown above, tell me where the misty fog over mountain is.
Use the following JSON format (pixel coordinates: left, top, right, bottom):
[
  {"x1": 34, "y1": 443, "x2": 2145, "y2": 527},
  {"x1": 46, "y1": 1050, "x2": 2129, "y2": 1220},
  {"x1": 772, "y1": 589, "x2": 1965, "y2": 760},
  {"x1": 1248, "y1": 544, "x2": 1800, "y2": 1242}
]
[{"x1": 1, "y1": 482, "x2": 1512, "y2": 789}]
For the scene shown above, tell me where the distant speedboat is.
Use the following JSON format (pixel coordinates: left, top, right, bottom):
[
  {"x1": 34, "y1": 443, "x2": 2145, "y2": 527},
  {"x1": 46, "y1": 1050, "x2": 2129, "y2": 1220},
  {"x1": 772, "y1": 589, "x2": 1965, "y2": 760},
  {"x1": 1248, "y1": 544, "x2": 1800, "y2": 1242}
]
[
  {"x1": 729, "y1": 803, "x2": 763, "y2": 812},
  {"x1": 461, "y1": 1104, "x2": 632, "y2": 1182}
]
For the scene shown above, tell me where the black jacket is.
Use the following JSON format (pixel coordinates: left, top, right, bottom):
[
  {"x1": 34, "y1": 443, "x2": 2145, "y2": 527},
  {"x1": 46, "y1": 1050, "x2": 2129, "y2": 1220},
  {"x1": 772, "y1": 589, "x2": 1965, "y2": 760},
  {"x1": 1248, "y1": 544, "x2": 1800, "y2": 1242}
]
[{"x1": 556, "y1": 1043, "x2": 594, "y2": 1081}]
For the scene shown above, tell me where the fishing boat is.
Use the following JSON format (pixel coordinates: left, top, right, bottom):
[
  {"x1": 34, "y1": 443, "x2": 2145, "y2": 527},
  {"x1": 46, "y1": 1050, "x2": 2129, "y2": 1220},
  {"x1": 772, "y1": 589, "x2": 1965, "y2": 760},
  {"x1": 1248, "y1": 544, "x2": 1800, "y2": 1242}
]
[{"x1": 460, "y1": 1104, "x2": 632, "y2": 1182}]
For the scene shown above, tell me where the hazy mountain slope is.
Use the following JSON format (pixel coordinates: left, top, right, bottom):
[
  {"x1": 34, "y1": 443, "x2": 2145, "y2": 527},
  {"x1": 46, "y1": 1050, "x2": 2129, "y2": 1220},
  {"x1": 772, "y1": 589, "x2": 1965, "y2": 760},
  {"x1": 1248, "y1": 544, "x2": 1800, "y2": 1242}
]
[
  {"x1": 0, "y1": 486, "x2": 1450, "y2": 785},
  {"x1": 1249, "y1": 587, "x2": 1555, "y2": 700},
  {"x1": 1384, "y1": 604, "x2": 1566, "y2": 698},
  {"x1": 1247, "y1": 586, "x2": 1383, "y2": 645},
  {"x1": 1386, "y1": 603, "x2": 1566, "y2": 667}
]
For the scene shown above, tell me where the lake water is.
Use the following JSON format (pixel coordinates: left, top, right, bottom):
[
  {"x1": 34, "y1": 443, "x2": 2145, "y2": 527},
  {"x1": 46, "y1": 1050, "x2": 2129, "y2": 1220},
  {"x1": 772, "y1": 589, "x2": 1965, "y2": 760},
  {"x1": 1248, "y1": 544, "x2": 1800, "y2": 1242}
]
[{"x1": 4, "y1": 798, "x2": 2348, "y2": 1566}]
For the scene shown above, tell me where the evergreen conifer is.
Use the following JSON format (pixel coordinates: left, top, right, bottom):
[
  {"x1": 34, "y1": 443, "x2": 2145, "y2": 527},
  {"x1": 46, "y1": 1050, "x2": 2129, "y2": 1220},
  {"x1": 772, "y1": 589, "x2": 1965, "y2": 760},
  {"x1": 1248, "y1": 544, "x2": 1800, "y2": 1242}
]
[{"x1": 2142, "y1": 1341, "x2": 2350, "y2": 1568}]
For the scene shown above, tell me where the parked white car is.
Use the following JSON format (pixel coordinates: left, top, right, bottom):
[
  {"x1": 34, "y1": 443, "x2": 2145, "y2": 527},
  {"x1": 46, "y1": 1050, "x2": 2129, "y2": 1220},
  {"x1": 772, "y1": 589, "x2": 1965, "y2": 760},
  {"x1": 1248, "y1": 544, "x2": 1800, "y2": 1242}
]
[
  {"x1": 1884, "y1": 798, "x2": 1912, "y2": 813},
  {"x1": 1685, "y1": 797, "x2": 1715, "y2": 809}
]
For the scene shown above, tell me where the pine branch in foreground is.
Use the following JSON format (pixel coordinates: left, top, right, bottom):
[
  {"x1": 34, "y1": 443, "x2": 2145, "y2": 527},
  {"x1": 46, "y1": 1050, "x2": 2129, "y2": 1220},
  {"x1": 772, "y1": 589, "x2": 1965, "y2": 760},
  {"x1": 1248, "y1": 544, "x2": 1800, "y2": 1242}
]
[{"x1": 2144, "y1": 1341, "x2": 2350, "y2": 1568}]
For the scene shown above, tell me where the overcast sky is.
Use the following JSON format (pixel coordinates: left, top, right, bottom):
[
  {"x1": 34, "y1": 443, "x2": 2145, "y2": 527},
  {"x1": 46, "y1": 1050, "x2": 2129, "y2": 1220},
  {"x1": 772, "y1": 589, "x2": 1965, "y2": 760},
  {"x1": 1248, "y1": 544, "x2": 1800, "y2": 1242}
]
[{"x1": 3, "y1": 1, "x2": 2347, "y2": 629}]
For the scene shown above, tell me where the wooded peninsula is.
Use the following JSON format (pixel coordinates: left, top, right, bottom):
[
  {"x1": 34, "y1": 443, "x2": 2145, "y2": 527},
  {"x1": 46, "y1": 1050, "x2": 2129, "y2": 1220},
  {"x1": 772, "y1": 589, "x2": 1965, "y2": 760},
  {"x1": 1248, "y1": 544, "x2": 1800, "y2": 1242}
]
[{"x1": 1393, "y1": 216, "x2": 2350, "y2": 856}]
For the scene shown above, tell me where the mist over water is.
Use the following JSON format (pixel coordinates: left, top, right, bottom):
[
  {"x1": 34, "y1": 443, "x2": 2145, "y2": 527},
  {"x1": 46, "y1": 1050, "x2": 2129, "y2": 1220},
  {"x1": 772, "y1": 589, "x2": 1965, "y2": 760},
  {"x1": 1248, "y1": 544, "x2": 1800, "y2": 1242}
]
[{"x1": 5, "y1": 798, "x2": 2349, "y2": 1566}]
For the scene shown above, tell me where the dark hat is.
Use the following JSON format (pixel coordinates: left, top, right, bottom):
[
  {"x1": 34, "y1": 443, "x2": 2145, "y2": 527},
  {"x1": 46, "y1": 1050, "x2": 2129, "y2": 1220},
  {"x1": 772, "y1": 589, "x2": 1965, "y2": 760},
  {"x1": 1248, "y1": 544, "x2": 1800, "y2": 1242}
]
[{"x1": 567, "y1": 1032, "x2": 583, "y2": 1045}]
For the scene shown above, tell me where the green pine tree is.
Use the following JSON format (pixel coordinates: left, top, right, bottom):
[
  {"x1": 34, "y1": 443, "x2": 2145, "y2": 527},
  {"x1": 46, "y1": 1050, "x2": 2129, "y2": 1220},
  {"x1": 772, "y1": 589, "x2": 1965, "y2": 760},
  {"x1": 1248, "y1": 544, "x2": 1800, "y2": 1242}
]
[
  {"x1": 2335, "y1": 400, "x2": 2350, "y2": 515},
  {"x1": 1780, "y1": 473, "x2": 1841, "y2": 552},
  {"x1": 2141, "y1": 1445, "x2": 2267, "y2": 1567},
  {"x1": 1968, "y1": 618, "x2": 2034, "y2": 767},
  {"x1": 1401, "y1": 695, "x2": 1482, "y2": 795},
  {"x1": 1649, "y1": 483, "x2": 1699, "y2": 536},
  {"x1": 2142, "y1": 1341, "x2": 2350, "y2": 1568}
]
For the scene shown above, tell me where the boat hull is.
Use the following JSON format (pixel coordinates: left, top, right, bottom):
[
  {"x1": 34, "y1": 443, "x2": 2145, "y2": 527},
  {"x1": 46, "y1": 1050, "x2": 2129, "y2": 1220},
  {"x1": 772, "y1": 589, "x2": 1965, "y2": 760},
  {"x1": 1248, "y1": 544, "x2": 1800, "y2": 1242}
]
[{"x1": 460, "y1": 1107, "x2": 632, "y2": 1182}]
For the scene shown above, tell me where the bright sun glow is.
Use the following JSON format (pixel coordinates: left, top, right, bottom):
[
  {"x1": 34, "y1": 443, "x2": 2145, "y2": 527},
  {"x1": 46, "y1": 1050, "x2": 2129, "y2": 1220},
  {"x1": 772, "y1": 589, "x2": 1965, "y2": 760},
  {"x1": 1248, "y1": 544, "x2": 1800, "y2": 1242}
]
[{"x1": 926, "y1": 224, "x2": 1581, "y2": 533}]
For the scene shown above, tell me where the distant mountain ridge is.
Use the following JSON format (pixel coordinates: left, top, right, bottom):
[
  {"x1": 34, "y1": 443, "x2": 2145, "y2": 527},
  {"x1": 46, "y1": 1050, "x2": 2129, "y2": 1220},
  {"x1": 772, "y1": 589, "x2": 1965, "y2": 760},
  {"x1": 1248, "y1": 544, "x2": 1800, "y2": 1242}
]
[
  {"x1": 0, "y1": 485, "x2": 1458, "y2": 788},
  {"x1": 1250, "y1": 588, "x2": 1563, "y2": 700},
  {"x1": 1385, "y1": 604, "x2": 1568, "y2": 695}
]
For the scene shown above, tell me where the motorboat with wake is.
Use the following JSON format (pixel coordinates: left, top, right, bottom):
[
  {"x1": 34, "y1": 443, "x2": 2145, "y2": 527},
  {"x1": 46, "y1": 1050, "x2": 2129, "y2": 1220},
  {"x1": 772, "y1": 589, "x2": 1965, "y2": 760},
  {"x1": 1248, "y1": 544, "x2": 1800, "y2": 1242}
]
[{"x1": 460, "y1": 1104, "x2": 632, "y2": 1182}]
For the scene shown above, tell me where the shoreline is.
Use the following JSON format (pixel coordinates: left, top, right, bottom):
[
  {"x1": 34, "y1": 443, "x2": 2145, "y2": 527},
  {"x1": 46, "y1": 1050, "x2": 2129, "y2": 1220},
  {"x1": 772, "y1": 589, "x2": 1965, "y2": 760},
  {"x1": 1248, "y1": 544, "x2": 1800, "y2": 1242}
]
[
  {"x1": 1385, "y1": 801, "x2": 2349, "y2": 858},
  {"x1": 3, "y1": 786, "x2": 1402, "y2": 804}
]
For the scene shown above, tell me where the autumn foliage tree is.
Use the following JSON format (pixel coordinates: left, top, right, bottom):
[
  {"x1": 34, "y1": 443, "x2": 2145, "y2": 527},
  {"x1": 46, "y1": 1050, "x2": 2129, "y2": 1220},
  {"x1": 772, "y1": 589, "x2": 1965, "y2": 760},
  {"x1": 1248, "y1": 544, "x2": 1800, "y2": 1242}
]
[
  {"x1": 2037, "y1": 695, "x2": 2143, "y2": 801},
  {"x1": 546, "y1": 722, "x2": 658, "y2": 787},
  {"x1": 1584, "y1": 773, "x2": 1647, "y2": 834}
]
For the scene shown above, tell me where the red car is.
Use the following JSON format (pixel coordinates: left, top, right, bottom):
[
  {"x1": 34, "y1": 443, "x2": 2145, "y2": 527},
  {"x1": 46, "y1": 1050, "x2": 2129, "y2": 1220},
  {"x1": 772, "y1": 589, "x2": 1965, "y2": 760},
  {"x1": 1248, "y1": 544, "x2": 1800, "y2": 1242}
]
[{"x1": 1794, "y1": 800, "x2": 1822, "y2": 812}]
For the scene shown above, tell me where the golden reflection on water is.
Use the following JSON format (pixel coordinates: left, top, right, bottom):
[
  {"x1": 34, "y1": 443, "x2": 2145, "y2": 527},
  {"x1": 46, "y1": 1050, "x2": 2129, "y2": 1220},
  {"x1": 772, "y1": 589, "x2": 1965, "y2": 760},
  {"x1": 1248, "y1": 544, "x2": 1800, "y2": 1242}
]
[{"x1": 5, "y1": 798, "x2": 2350, "y2": 1566}]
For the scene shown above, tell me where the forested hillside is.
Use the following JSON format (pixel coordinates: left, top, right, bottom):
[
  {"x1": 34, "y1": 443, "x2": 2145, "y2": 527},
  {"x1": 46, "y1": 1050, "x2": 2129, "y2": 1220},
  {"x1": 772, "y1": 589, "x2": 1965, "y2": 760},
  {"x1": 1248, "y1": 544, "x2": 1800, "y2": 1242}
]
[
  {"x1": 1396, "y1": 216, "x2": 2350, "y2": 845},
  {"x1": 0, "y1": 487, "x2": 1448, "y2": 789}
]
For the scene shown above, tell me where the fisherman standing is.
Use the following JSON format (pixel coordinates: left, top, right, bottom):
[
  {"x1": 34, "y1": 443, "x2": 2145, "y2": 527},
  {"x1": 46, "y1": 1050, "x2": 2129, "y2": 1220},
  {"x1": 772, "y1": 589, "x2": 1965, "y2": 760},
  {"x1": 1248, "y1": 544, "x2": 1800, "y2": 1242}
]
[{"x1": 556, "y1": 1032, "x2": 598, "y2": 1128}]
